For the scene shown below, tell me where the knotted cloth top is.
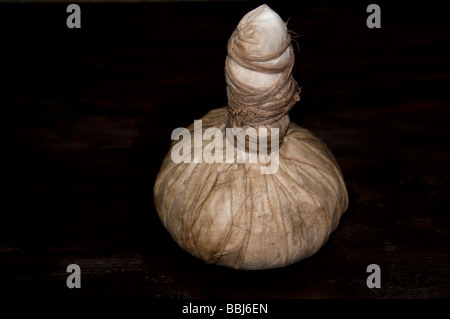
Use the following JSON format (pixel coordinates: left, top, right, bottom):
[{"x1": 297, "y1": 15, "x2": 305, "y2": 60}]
[{"x1": 225, "y1": 28, "x2": 301, "y2": 129}]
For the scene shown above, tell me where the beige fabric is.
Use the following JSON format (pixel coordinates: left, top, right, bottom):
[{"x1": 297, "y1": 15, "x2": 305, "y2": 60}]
[
  {"x1": 227, "y1": 4, "x2": 291, "y2": 89},
  {"x1": 154, "y1": 5, "x2": 348, "y2": 270}
]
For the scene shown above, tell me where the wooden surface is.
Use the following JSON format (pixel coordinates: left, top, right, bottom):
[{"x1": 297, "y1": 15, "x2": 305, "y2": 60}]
[{"x1": 0, "y1": 1, "x2": 449, "y2": 305}]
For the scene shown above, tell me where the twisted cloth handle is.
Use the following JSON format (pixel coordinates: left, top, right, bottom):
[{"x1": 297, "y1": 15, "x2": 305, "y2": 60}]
[{"x1": 226, "y1": 28, "x2": 301, "y2": 130}]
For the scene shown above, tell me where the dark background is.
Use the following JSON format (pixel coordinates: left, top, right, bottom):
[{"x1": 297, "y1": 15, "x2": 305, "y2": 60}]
[{"x1": 0, "y1": 0, "x2": 449, "y2": 306}]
